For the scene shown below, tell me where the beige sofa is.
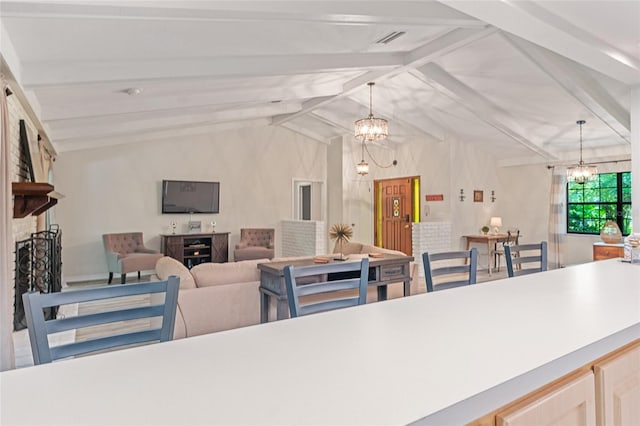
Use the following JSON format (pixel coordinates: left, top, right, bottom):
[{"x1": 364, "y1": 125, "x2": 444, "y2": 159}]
[
  {"x1": 154, "y1": 256, "x2": 275, "y2": 339},
  {"x1": 334, "y1": 241, "x2": 422, "y2": 297},
  {"x1": 155, "y1": 243, "x2": 420, "y2": 339}
]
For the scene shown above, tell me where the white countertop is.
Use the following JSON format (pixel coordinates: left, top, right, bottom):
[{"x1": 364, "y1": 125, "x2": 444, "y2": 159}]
[{"x1": 2, "y1": 259, "x2": 639, "y2": 425}]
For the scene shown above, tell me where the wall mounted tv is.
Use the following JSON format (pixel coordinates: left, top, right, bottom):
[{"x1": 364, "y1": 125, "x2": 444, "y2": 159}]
[{"x1": 162, "y1": 180, "x2": 220, "y2": 214}]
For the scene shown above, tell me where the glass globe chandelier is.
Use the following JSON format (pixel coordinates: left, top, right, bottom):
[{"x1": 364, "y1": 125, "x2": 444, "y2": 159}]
[
  {"x1": 566, "y1": 120, "x2": 598, "y2": 184},
  {"x1": 356, "y1": 141, "x2": 369, "y2": 176},
  {"x1": 354, "y1": 82, "x2": 388, "y2": 142}
]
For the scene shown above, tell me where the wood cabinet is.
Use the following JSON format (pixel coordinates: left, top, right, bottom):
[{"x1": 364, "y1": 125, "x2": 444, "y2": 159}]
[
  {"x1": 161, "y1": 233, "x2": 229, "y2": 268},
  {"x1": 594, "y1": 342, "x2": 640, "y2": 425},
  {"x1": 496, "y1": 371, "x2": 596, "y2": 426},
  {"x1": 470, "y1": 340, "x2": 640, "y2": 426},
  {"x1": 593, "y1": 243, "x2": 624, "y2": 261}
]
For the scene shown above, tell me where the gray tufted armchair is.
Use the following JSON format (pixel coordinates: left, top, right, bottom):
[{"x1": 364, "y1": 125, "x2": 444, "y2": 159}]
[
  {"x1": 234, "y1": 228, "x2": 275, "y2": 261},
  {"x1": 102, "y1": 232, "x2": 163, "y2": 284}
]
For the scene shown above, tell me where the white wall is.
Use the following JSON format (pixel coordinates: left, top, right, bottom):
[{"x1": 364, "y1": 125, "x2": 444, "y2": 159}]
[
  {"x1": 326, "y1": 136, "x2": 344, "y2": 251},
  {"x1": 339, "y1": 135, "x2": 507, "y2": 262},
  {"x1": 55, "y1": 123, "x2": 602, "y2": 281},
  {"x1": 336, "y1": 135, "x2": 600, "y2": 267},
  {"x1": 497, "y1": 164, "x2": 552, "y2": 246},
  {"x1": 54, "y1": 125, "x2": 326, "y2": 281}
]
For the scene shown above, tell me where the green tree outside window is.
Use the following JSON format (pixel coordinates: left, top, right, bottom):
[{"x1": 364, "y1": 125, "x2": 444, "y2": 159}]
[{"x1": 567, "y1": 172, "x2": 632, "y2": 235}]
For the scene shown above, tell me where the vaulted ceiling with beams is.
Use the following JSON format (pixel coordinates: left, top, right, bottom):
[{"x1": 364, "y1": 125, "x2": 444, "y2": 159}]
[{"x1": 1, "y1": 1, "x2": 638, "y2": 166}]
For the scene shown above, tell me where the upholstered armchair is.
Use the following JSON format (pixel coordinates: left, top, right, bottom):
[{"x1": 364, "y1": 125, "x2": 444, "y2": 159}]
[
  {"x1": 103, "y1": 232, "x2": 163, "y2": 284},
  {"x1": 234, "y1": 228, "x2": 275, "y2": 261}
]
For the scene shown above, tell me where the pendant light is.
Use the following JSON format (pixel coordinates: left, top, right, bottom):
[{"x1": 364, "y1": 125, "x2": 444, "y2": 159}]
[
  {"x1": 567, "y1": 120, "x2": 598, "y2": 184},
  {"x1": 356, "y1": 140, "x2": 369, "y2": 176},
  {"x1": 354, "y1": 82, "x2": 388, "y2": 142}
]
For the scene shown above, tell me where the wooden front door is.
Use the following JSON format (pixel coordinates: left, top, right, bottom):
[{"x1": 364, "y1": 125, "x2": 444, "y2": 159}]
[{"x1": 374, "y1": 176, "x2": 418, "y2": 255}]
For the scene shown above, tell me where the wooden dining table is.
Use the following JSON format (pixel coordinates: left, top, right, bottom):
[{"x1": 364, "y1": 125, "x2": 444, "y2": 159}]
[
  {"x1": 258, "y1": 253, "x2": 413, "y2": 322},
  {"x1": 463, "y1": 233, "x2": 510, "y2": 275}
]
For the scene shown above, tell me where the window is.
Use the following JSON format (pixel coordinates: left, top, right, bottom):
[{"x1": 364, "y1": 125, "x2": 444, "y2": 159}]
[{"x1": 567, "y1": 172, "x2": 631, "y2": 235}]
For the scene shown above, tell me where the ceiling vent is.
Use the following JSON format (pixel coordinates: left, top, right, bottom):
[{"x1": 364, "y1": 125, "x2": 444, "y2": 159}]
[{"x1": 375, "y1": 31, "x2": 406, "y2": 45}]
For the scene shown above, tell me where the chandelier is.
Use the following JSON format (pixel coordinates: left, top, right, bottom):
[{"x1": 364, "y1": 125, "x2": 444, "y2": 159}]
[
  {"x1": 354, "y1": 82, "x2": 388, "y2": 142},
  {"x1": 566, "y1": 120, "x2": 598, "y2": 184},
  {"x1": 355, "y1": 139, "x2": 397, "y2": 176},
  {"x1": 356, "y1": 141, "x2": 369, "y2": 176}
]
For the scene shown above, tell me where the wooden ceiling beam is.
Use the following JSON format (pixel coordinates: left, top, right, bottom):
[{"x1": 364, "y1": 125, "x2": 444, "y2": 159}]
[
  {"x1": 503, "y1": 33, "x2": 631, "y2": 144},
  {"x1": 0, "y1": 1, "x2": 485, "y2": 27},
  {"x1": 21, "y1": 53, "x2": 401, "y2": 88},
  {"x1": 272, "y1": 26, "x2": 496, "y2": 126},
  {"x1": 413, "y1": 63, "x2": 558, "y2": 160},
  {"x1": 438, "y1": 0, "x2": 640, "y2": 85}
]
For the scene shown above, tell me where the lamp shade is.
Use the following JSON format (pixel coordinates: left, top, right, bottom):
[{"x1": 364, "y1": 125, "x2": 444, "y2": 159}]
[
  {"x1": 490, "y1": 217, "x2": 502, "y2": 227},
  {"x1": 354, "y1": 116, "x2": 388, "y2": 142},
  {"x1": 567, "y1": 120, "x2": 598, "y2": 184},
  {"x1": 356, "y1": 160, "x2": 369, "y2": 176},
  {"x1": 354, "y1": 82, "x2": 388, "y2": 142}
]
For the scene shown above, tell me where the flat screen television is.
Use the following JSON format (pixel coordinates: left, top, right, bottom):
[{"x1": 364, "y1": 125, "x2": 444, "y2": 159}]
[{"x1": 162, "y1": 180, "x2": 220, "y2": 214}]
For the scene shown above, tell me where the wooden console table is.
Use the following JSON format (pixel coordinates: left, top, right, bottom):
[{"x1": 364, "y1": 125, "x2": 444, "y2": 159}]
[
  {"x1": 160, "y1": 232, "x2": 229, "y2": 268},
  {"x1": 258, "y1": 253, "x2": 413, "y2": 322},
  {"x1": 463, "y1": 233, "x2": 510, "y2": 275},
  {"x1": 593, "y1": 242, "x2": 624, "y2": 261}
]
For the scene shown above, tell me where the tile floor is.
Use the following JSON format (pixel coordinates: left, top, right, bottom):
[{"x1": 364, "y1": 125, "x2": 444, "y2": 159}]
[{"x1": 13, "y1": 267, "x2": 509, "y2": 368}]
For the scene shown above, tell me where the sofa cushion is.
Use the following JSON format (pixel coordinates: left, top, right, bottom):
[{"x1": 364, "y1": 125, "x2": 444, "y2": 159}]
[
  {"x1": 190, "y1": 258, "x2": 267, "y2": 287},
  {"x1": 363, "y1": 244, "x2": 407, "y2": 257},
  {"x1": 176, "y1": 282, "x2": 262, "y2": 337},
  {"x1": 334, "y1": 241, "x2": 363, "y2": 255},
  {"x1": 173, "y1": 304, "x2": 187, "y2": 339},
  {"x1": 155, "y1": 256, "x2": 196, "y2": 290},
  {"x1": 120, "y1": 252, "x2": 163, "y2": 272},
  {"x1": 234, "y1": 246, "x2": 274, "y2": 262}
]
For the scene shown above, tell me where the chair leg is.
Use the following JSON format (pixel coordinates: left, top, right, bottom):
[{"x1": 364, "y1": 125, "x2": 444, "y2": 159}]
[
  {"x1": 121, "y1": 274, "x2": 126, "y2": 284},
  {"x1": 108, "y1": 272, "x2": 113, "y2": 284}
]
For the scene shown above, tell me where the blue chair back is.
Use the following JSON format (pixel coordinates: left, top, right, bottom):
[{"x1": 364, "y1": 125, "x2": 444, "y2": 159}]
[
  {"x1": 504, "y1": 241, "x2": 548, "y2": 277},
  {"x1": 422, "y1": 248, "x2": 478, "y2": 292},
  {"x1": 23, "y1": 277, "x2": 180, "y2": 365},
  {"x1": 284, "y1": 258, "x2": 369, "y2": 317}
]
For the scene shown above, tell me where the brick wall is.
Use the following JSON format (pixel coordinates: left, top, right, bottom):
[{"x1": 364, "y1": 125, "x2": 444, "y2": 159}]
[
  {"x1": 281, "y1": 220, "x2": 326, "y2": 257},
  {"x1": 7, "y1": 93, "x2": 40, "y2": 325},
  {"x1": 412, "y1": 221, "x2": 452, "y2": 277}
]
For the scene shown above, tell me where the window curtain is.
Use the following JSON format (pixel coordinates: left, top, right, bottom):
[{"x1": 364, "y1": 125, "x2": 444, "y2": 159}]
[
  {"x1": 548, "y1": 166, "x2": 567, "y2": 270},
  {"x1": 0, "y1": 75, "x2": 15, "y2": 371}
]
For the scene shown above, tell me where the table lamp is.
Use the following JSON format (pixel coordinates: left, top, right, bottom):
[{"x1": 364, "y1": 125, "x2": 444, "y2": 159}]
[{"x1": 490, "y1": 217, "x2": 502, "y2": 234}]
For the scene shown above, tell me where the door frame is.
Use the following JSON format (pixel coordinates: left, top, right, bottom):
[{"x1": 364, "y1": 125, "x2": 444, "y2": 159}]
[
  {"x1": 373, "y1": 176, "x2": 420, "y2": 249},
  {"x1": 292, "y1": 179, "x2": 324, "y2": 221}
]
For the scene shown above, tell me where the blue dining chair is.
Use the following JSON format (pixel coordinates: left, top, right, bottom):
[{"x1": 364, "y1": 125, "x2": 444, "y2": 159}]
[
  {"x1": 22, "y1": 277, "x2": 180, "y2": 365},
  {"x1": 283, "y1": 258, "x2": 369, "y2": 317},
  {"x1": 422, "y1": 248, "x2": 478, "y2": 292},
  {"x1": 504, "y1": 241, "x2": 548, "y2": 277}
]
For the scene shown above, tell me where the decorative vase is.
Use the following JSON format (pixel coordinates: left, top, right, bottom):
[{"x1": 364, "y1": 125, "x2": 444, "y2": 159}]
[{"x1": 600, "y1": 221, "x2": 622, "y2": 244}]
